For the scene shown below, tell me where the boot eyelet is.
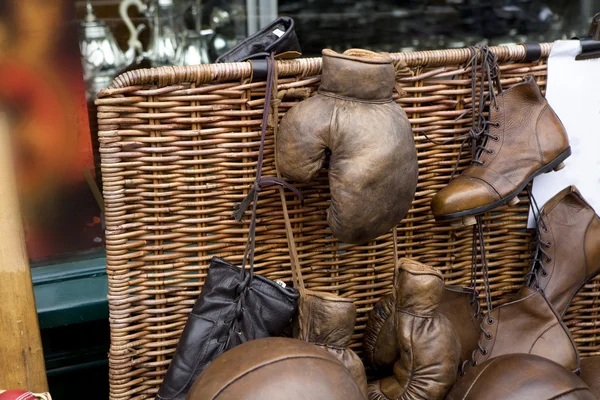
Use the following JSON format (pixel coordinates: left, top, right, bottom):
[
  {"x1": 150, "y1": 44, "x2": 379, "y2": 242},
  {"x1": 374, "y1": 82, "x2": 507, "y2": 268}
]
[
  {"x1": 471, "y1": 361, "x2": 479, "y2": 367},
  {"x1": 492, "y1": 135, "x2": 499, "y2": 141},
  {"x1": 494, "y1": 122, "x2": 501, "y2": 128},
  {"x1": 541, "y1": 271, "x2": 548, "y2": 277},
  {"x1": 480, "y1": 348, "x2": 488, "y2": 355},
  {"x1": 485, "y1": 332, "x2": 492, "y2": 340},
  {"x1": 487, "y1": 149, "x2": 494, "y2": 154},
  {"x1": 546, "y1": 258, "x2": 552, "y2": 263},
  {"x1": 487, "y1": 317, "x2": 494, "y2": 325},
  {"x1": 545, "y1": 241, "x2": 551, "y2": 247}
]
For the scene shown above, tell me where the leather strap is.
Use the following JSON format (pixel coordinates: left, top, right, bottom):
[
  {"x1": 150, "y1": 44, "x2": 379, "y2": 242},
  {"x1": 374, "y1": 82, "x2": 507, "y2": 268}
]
[
  {"x1": 272, "y1": 59, "x2": 306, "y2": 297},
  {"x1": 249, "y1": 59, "x2": 268, "y2": 83},
  {"x1": 238, "y1": 53, "x2": 276, "y2": 281},
  {"x1": 391, "y1": 226, "x2": 400, "y2": 301},
  {"x1": 521, "y1": 43, "x2": 542, "y2": 63},
  {"x1": 234, "y1": 54, "x2": 303, "y2": 281}
]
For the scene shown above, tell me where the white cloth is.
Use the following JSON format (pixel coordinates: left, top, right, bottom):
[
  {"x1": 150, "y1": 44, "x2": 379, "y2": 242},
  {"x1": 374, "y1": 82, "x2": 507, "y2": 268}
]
[{"x1": 528, "y1": 40, "x2": 600, "y2": 227}]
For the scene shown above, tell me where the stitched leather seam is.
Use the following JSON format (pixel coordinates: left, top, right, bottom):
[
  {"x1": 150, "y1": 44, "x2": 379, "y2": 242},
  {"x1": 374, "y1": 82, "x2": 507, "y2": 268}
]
[
  {"x1": 583, "y1": 217, "x2": 594, "y2": 278},
  {"x1": 478, "y1": 165, "x2": 521, "y2": 193},
  {"x1": 463, "y1": 176, "x2": 502, "y2": 200},
  {"x1": 398, "y1": 309, "x2": 434, "y2": 319},
  {"x1": 535, "y1": 104, "x2": 549, "y2": 164},
  {"x1": 548, "y1": 388, "x2": 591, "y2": 400},
  {"x1": 397, "y1": 317, "x2": 415, "y2": 399},
  {"x1": 211, "y1": 356, "x2": 362, "y2": 399},
  {"x1": 460, "y1": 357, "x2": 501, "y2": 400},
  {"x1": 326, "y1": 98, "x2": 336, "y2": 149},
  {"x1": 317, "y1": 90, "x2": 393, "y2": 104},
  {"x1": 529, "y1": 322, "x2": 559, "y2": 353},
  {"x1": 312, "y1": 343, "x2": 346, "y2": 351}
]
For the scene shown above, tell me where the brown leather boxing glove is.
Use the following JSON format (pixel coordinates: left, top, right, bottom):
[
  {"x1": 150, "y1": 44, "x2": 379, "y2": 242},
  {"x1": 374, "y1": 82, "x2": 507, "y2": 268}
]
[
  {"x1": 276, "y1": 49, "x2": 418, "y2": 244},
  {"x1": 295, "y1": 291, "x2": 368, "y2": 398},
  {"x1": 368, "y1": 259, "x2": 461, "y2": 400},
  {"x1": 364, "y1": 282, "x2": 479, "y2": 373}
]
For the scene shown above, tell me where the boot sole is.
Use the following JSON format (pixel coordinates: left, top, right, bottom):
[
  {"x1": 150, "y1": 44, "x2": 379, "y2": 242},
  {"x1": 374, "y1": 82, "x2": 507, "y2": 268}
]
[{"x1": 434, "y1": 147, "x2": 572, "y2": 226}]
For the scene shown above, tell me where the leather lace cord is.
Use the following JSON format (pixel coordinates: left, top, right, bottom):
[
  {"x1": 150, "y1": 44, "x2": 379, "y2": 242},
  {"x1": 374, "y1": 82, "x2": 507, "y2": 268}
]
[
  {"x1": 460, "y1": 215, "x2": 493, "y2": 375},
  {"x1": 271, "y1": 58, "x2": 306, "y2": 297},
  {"x1": 233, "y1": 53, "x2": 303, "y2": 280},
  {"x1": 525, "y1": 187, "x2": 551, "y2": 288},
  {"x1": 226, "y1": 53, "x2": 303, "y2": 345},
  {"x1": 422, "y1": 45, "x2": 502, "y2": 180},
  {"x1": 455, "y1": 48, "x2": 503, "y2": 374}
]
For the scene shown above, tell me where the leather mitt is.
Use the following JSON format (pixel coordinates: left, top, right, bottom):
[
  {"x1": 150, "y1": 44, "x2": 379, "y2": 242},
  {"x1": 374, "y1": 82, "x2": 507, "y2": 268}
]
[
  {"x1": 295, "y1": 290, "x2": 368, "y2": 397},
  {"x1": 368, "y1": 259, "x2": 461, "y2": 400},
  {"x1": 156, "y1": 257, "x2": 299, "y2": 400},
  {"x1": 276, "y1": 48, "x2": 418, "y2": 244},
  {"x1": 364, "y1": 284, "x2": 479, "y2": 372}
]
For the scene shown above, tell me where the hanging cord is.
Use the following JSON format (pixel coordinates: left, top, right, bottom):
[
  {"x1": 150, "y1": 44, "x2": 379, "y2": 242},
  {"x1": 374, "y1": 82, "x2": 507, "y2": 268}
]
[
  {"x1": 460, "y1": 215, "x2": 493, "y2": 375},
  {"x1": 468, "y1": 224, "x2": 482, "y2": 318},
  {"x1": 391, "y1": 226, "x2": 400, "y2": 310},
  {"x1": 422, "y1": 45, "x2": 502, "y2": 180},
  {"x1": 271, "y1": 58, "x2": 306, "y2": 298},
  {"x1": 524, "y1": 187, "x2": 551, "y2": 288},
  {"x1": 225, "y1": 53, "x2": 303, "y2": 346},
  {"x1": 476, "y1": 215, "x2": 493, "y2": 321}
]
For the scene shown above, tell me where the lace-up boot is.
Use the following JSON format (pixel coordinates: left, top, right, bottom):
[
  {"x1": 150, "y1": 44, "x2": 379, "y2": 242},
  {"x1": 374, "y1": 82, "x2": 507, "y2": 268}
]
[
  {"x1": 460, "y1": 287, "x2": 579, "y2": 376},
  {"x1": 438, "y1": 286, "x2": 482, "y2": 364},
  {"x1": 527, "y1": 185, "x2": 600, "y2": 317},
  {"x1": 431, "y1": 76, "x2": 571, "y2": 226}
]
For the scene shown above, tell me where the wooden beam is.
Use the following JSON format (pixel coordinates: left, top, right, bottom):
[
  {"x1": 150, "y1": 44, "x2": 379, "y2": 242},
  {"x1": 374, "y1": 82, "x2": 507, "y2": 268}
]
[{"x1": 0, "y1": 113, "x2": 48, "y2": 391}]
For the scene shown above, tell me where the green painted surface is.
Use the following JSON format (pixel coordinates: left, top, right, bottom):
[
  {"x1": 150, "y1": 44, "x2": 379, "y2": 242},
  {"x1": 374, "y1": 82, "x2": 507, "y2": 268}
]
[{"x1": 31, "y1": 251, "x2": 108, "y2": 329}]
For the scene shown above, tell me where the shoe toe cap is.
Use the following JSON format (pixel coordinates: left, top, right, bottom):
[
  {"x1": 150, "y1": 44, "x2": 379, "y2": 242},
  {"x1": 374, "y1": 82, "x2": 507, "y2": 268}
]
[{"x1": 431, "y1": 177, "x2": 497, "y2": 218}]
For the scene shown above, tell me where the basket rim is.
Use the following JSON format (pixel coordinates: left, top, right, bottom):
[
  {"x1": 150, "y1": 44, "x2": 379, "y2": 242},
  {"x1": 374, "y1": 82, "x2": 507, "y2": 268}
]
[{"x1": 98, "y1": 43, "x2": 552, "y2": 97}]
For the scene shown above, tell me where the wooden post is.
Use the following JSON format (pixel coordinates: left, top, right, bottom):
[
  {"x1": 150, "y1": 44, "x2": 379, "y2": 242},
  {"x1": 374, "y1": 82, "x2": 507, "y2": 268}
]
[{"x1": 0, "y1": 113, "x2": 48, "y2": 391}]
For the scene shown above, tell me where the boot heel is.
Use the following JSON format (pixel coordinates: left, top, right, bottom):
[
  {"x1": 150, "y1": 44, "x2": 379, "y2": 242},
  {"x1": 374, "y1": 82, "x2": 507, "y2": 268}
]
[
  {"x1": 450, "y1": 215, "x2": 477, "y2": 227},
  {"x1": 507, "y1": 197, "x2": 519, "y2": 206},
  {"x1": 553, "y1": 162, "x2": 566, "y2": 172}
]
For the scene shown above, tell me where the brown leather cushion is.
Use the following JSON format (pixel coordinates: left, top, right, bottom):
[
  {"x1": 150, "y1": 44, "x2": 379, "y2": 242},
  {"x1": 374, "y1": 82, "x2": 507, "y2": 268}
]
[
  {"x1": 447, "y1": 354, "x2": 595, "y2": 400},
  {"x1": 580, "y1": 357, "x2": 600, "y2": 398},
  {"x1": 187, "y1": 337, "x2": 365, "y2": 400}
]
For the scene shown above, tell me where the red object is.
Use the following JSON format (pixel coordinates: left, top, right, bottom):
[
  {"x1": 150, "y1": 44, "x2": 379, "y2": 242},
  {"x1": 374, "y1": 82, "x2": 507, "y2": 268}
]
[{"x1": 0, "y1": 390, "x2": 37, "y2": 400}]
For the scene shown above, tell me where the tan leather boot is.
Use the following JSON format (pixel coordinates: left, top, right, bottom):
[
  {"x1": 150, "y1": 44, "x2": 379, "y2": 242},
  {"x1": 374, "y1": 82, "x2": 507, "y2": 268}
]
[
  {"x1": 463, "y1": 287, "x2": 579, "y2": 375},
  {"x1": 431, "y1": 76, "x2": 571, "y2": 226},
  {"x1": 526, "y1": 185, "x2": 600, "y2": 317},
  {"x1": 580, "y1": 356, "x2": 600, "y2": 398},
  {"x1": 438, "y1": 286, "x2": 481, "y2": 364}
]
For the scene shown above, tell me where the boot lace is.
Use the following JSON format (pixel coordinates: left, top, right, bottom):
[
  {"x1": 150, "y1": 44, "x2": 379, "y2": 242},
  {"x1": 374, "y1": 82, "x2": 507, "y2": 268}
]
[
  {"x1": 524, "y1": 188, "x2": 551, "y2": 288},
  {"x1": 460, "y1": 215, "x2": 494, "y2": 376},
  {"x1": 423, "y1": 45, "x2": 503, "y2": 180}
]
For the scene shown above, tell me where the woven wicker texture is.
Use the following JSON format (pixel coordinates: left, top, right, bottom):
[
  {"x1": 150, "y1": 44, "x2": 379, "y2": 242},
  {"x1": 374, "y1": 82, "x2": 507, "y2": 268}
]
[{"x1": 98, "y1": 43, "x2": 600, "y2": 399}]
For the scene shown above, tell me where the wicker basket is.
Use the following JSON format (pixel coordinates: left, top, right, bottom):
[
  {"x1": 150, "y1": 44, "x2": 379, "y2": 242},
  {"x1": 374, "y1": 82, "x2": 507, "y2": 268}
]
[{"x1": 97, "y1": 43, "x2": 600, "y2": 399}]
